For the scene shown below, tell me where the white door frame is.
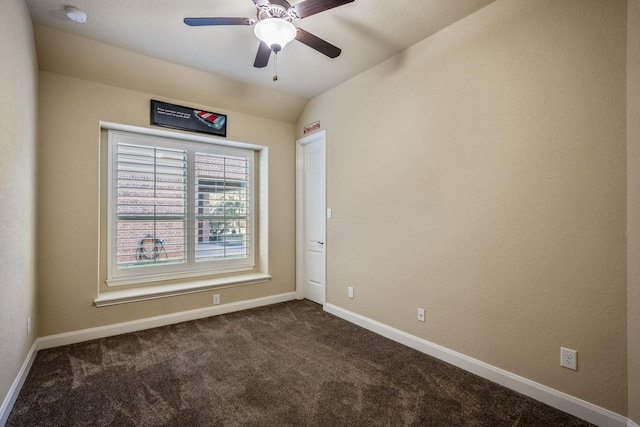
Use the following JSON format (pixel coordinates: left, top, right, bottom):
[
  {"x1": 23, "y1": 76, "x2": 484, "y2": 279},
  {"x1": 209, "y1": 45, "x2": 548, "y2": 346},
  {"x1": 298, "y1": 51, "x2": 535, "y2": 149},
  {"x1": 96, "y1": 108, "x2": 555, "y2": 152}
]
[{"x1": 296, "y1": 130, "x2": 327, "y2": 302}]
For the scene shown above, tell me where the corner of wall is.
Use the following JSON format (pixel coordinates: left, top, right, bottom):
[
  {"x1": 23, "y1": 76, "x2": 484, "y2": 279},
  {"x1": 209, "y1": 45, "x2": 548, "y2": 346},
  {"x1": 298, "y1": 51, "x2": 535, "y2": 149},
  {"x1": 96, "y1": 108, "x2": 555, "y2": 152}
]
[
  {"x1": 628, "y1": 0, "x2": 640, "y2": 424},
  {"x1": 0, "y1": 0, "x2": 39, "y2": 423}
]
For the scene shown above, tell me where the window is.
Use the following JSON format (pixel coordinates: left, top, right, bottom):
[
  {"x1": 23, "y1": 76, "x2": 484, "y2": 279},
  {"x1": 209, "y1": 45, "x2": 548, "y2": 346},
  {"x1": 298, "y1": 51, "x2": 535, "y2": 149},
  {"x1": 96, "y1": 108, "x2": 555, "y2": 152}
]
[{"x1": 107, "y1": 130, "x2": 254, "y2": 285}]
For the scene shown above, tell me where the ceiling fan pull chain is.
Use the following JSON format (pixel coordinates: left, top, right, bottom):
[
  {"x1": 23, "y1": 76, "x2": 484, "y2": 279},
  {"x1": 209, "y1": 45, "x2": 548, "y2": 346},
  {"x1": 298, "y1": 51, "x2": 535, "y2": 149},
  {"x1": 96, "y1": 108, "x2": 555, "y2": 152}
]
[{"x1": 273, "y1": 51, "x2": 278, "y2": 81}]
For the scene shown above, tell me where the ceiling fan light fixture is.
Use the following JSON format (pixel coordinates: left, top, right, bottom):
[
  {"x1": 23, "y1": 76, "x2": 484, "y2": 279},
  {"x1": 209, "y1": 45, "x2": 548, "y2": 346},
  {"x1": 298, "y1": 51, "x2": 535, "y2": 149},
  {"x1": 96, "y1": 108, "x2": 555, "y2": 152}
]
[{"x1": 254, "y1": 19, "x2": 296, "y2": 52}]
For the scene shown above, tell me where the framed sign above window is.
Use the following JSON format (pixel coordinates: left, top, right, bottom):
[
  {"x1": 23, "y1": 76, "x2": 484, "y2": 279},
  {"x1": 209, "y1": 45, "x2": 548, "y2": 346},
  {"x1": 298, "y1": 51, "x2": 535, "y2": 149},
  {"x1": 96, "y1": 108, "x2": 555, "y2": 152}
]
[{"x1": 151, "y1": 100, "x2": 227, "y2": 138}]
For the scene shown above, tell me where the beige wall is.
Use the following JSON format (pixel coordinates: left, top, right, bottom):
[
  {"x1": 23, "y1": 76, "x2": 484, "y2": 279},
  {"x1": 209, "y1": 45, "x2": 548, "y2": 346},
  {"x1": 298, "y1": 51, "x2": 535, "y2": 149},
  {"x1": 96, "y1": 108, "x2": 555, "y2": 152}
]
[
  {"x1": 37, "y1": 68, "x2": 296, "y2": 336},
  {"x1": 628, "y1": 0, "x2": 640, "y2": 422},
  {"x1": 0, "y1": 0, "x2": 38, "y2": 413},
  {"x1": 298, "y1": 0, "x2": 628, "y2": 415}
]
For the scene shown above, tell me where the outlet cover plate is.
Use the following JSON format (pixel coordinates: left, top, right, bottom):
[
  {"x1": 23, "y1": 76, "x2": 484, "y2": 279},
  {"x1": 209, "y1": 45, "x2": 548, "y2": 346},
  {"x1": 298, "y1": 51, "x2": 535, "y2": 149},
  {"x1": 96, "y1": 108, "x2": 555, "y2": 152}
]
[{"x1": 561, "y1": 347, "x2": 577, "y2": 370}]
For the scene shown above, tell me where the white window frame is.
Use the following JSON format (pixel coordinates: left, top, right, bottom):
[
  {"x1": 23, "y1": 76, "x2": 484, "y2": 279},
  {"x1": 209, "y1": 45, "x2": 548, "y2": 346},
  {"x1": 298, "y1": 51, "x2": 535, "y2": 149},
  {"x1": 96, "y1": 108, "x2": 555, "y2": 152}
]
[{"x1": 105, "y1": 127, "x2": 261, "y2": 287}]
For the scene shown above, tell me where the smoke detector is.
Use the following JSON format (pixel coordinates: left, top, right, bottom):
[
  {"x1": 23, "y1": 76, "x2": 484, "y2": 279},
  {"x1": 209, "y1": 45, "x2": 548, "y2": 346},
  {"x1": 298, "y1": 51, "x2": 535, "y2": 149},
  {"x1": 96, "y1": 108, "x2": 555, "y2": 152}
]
[{"x1": 65, "y1": 6, "x2": 87, "y2": 23}]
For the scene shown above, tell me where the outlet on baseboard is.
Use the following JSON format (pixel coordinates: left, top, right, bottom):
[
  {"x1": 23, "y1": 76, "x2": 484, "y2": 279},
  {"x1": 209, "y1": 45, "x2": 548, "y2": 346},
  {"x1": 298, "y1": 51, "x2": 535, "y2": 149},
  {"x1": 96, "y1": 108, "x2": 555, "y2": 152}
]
[
  {"x1": 213, "y1": 294, "x2": 220, "y2": 305},
  {"x1": 347, "y1": 286, "x2": 354, "y2": 299},
  {"x1": 417, "y1": 308, "x2": 425, "y2": 322}
]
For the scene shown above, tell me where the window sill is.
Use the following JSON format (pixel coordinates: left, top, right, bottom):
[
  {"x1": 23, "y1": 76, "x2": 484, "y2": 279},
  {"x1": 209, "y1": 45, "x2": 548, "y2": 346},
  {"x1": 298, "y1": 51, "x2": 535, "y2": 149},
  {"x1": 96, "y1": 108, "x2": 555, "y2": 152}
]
[
  {"x1": 94, "y1": 273, "x2": 271, "y2": 307},
  {"x1": 106, "y1": 264, "x2": 255, "y2": 287}
]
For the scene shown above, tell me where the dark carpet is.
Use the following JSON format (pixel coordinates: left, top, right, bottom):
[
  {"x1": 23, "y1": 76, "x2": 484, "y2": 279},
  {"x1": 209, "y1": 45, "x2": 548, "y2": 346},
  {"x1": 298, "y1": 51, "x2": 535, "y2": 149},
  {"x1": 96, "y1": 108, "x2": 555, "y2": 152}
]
[{"x1": 7, "y1": 300, "x2": 593, "y2": 426}]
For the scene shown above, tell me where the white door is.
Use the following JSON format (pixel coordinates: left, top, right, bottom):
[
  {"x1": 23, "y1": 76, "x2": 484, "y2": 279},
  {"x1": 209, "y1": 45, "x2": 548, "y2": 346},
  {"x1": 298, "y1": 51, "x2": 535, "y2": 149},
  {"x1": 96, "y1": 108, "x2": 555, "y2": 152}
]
[{"x1": 296, "y1": 131, "x2": 326, "y2": 305}]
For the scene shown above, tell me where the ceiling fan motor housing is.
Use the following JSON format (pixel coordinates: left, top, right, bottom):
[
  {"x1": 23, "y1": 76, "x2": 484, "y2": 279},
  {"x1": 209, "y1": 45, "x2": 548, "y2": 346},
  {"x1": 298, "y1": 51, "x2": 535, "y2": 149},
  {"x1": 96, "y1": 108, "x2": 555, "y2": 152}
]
[{"x1": 258, "y1": 5, "x2": 291, "y2": 21}]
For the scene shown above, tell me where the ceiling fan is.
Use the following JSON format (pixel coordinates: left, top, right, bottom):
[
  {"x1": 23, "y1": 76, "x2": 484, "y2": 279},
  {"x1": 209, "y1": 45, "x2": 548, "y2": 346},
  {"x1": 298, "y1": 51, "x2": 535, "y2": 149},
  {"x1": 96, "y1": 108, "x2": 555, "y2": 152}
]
[{"x1": 184, "y1": 0, "x2": 354, "y2": 73}]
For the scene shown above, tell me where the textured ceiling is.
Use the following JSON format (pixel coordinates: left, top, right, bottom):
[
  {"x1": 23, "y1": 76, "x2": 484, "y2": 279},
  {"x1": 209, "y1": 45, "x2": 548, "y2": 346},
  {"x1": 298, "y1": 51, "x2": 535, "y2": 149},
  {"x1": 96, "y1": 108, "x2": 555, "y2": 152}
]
[{"x1": 26, "y1": 0, "x2": 496, "y2": 100}]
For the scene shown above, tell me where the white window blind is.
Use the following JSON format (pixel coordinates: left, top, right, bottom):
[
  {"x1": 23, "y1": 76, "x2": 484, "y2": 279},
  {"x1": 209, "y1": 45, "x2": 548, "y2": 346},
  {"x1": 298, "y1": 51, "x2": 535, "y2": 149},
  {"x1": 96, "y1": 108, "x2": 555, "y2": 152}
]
[
  {"x1": 116, "y1": 143, "x2": 188, "y2": 268},
  {"x1": 108, "y1": 130, "x2": 254, "y2": 285},
  {"x1": 194, "y1": 151, "x2": 251, "y2": 262}
]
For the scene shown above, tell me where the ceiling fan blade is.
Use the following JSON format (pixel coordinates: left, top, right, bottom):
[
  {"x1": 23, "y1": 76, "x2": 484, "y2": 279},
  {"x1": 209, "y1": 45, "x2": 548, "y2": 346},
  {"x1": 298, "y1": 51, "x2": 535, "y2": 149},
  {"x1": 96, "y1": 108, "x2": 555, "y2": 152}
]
[
  {"x1": 295, "y1": 28, "x2": 341, "y2": 58},
  {"x1": 184, "y1": 17, "x2": 255, "y2": 26},
  {"x1": 252, "y1": 0, "x2": 271, "y2": 7},
  {"x1": 253, "y1": 41, "x2": 272, "y2": 68},
  {"x1": 289, "y1": 0, "x2": 354, "y2": 19}
]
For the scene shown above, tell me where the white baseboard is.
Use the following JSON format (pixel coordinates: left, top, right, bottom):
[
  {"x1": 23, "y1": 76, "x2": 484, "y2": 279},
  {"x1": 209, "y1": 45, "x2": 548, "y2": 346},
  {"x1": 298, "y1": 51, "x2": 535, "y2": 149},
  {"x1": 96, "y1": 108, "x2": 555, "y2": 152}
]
[
  {"x1": 324, "y1": 303, "x2": 628, "y2": 427},
  {"x1": 39, "y1": 292, "x2": 297, "y2": 350},
  {"x1": 0, "y1": 340, "x2": 38, "y2": 427}
]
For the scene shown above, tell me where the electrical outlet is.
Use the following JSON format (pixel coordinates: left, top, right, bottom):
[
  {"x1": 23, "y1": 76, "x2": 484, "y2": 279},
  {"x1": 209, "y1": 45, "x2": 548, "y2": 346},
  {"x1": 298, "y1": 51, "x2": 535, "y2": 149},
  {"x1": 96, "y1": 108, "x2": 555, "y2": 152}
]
[
  {"x1": 213, "y1": 294, "x2": 220, "y2": 305},
  {"x1": 347, "y1": 286, "x2": 354, "y2": 299},
  {"x1": 561, "y1": 347, "x2": 577, "y2": 370},
  {"x1": 417, "y1": 308, "x2": 425, "y2": 322},
  {"x1": 27, "y1": 317, "x2": 31, "y2": 336}
]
